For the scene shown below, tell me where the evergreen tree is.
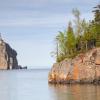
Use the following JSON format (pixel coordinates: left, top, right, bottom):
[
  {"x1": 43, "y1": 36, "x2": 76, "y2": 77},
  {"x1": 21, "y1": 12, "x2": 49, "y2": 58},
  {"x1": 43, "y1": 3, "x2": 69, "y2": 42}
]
[
  {"x1": 92, "y1": 4, "x2": 100, "y2": 46},
  {"x1": 83, "y1": 21, "x2": 96, "y2": 50},
  {"x1": 66, "y1": 22, "x2": 76, "y2": 57},
  {"x1": 55, "y1": 31, "x2": 67, "y2": 62},
  {"x1": 53, "y1": 5, "x2": 100, "y2": 63}
]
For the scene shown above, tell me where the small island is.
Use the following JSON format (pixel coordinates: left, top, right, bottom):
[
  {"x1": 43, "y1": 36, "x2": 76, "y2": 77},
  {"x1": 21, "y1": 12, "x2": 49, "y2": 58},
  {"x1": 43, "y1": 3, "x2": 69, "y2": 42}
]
[
  {"x1": 0, "y1": 34, "x2": 27, "y2": 70},
  {"x1": 48, "y1": 4, "x2": 100, "y2": 84}
]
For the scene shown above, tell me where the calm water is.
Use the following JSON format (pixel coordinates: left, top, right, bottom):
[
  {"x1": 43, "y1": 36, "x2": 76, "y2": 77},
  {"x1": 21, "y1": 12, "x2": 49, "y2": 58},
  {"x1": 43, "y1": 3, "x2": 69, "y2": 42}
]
[{"x1": 0, "y1": 69, "x2": 100, "y2": 100}]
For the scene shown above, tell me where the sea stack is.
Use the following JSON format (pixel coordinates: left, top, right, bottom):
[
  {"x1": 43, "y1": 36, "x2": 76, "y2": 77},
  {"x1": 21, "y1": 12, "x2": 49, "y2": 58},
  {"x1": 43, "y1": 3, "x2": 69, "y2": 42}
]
[{"x1": 0, "y1": 34, "x2": 19, "y2": 69}]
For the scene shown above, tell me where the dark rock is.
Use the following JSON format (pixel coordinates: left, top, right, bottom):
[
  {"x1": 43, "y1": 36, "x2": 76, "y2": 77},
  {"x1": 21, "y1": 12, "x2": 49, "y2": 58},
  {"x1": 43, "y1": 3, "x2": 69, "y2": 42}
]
[{"x1": 0, "y1": 37, "x2": 19, "y2": 69}]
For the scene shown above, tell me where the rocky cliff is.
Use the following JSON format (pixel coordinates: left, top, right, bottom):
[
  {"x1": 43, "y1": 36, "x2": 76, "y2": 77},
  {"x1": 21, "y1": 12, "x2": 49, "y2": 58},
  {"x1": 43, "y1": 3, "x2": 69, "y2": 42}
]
[
  {"x1": 48, "y1": 48, "x2": 100, "y2": 84},
  {"x1": 0, "y1": 38, "x2": 19, "y2": 69}
]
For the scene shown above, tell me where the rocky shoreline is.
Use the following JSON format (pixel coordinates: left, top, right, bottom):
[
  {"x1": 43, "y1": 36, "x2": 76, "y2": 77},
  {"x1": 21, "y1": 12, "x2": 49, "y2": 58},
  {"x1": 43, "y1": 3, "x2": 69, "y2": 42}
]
[{"x1": 48, "y1": 48, "x2": 100, "y2": 84}]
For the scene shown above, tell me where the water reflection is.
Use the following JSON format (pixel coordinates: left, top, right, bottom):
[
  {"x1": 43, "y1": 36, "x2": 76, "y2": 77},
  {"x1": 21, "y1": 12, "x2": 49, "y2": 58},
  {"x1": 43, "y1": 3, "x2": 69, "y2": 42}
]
[
  {"x1": 0, "y1": 70, "x2": 100, "y2": 100},
  {"x1": 48, "y1": 84, "x2": 100, "y2": 100}
]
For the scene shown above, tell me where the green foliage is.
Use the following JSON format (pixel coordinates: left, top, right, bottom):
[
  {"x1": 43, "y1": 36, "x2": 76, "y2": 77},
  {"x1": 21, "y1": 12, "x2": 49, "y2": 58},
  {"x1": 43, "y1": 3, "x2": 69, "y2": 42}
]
[
  {"x1": 53, "y1": 4, "x2": 100, "y2": 63},
  {"x1": 66, "y1": 22, "x2": 76, "y2": 57},
  {"x1": 56, "y1": 31, "x2": 67, "y2": 55},
  {"x1": 72, "y1": 8, "x2": 82, "y2": 36},
  {"x1": 55, "y1": 31, "x2": 67, "y2": 62},
  {"x1": 93, "y1": 4, "x2": 100, "y2": 46}
]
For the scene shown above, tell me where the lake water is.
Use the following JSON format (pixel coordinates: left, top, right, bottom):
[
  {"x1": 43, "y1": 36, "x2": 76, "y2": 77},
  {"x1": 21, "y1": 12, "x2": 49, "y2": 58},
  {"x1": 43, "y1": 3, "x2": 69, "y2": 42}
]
[{"x1": 0, "y1": 69, "x2": 100, "y2": 100}]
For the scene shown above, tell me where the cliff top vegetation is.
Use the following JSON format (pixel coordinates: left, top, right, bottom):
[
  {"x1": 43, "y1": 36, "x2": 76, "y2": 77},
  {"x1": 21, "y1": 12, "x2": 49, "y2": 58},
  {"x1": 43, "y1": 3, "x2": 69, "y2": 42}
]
[{"x1": 53, "y1": 4, "x2": 100, "y2": 62}]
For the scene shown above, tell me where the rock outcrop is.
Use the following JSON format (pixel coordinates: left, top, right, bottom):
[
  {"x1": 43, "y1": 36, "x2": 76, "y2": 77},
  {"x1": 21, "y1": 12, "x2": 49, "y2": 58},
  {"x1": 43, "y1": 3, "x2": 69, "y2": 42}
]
[
  {"x1": 48, "y1": 48, "x2": 100, "y2": 84},
  {"x1": 0, "y1": 38, "x2": 19, "y2": 69}
]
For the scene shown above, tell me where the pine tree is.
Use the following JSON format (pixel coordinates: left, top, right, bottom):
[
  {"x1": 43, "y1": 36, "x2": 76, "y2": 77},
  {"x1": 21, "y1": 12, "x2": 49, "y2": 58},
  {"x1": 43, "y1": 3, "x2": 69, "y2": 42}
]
[
  {"x1": 66, "y1": 22, "x2": 76, "y2": 57},
  {"x1": 92, "y1": 4, "x2": 100, "y2": 46},
  {"x1": 55, "y1": 31, "x2": 67, "y2": 62}
]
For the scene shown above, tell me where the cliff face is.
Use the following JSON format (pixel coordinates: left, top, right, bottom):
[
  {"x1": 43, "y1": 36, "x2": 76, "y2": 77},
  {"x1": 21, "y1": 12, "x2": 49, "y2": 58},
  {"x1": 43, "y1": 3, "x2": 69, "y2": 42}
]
[
  {"x1": 0, "y1": 39, "x2": 18, "y2": 69},
  {"x1": 48, "y1": 48, "x2": 100, "y2": 84}
]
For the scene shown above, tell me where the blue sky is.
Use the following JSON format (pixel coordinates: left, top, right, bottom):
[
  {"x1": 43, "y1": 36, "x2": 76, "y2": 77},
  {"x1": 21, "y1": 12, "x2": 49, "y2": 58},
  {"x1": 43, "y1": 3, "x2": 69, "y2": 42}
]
[{"x1": 0, "y1": 0, "x2": 98, "y2": 68}]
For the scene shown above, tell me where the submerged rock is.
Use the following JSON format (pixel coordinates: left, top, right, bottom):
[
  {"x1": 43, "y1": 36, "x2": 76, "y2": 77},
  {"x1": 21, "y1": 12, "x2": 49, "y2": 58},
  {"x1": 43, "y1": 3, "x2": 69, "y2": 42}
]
[
  {"x1": 0, "y1": 37, "x2": 19, "y2": 69},
  {"x1": 48, "y1": 48, "x2": 100, "y2": 84}
]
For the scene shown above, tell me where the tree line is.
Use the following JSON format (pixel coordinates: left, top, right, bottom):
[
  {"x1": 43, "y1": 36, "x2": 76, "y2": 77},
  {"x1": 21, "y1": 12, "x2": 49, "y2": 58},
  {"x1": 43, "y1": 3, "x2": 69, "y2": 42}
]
[{"x1": 54, "y1": 4, "x2": 100, "y2": 62}]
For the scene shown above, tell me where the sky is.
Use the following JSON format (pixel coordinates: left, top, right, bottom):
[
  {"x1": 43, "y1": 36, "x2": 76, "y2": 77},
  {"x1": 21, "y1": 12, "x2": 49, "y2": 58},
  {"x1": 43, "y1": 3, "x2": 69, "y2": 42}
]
[{"x1": 0, "y1": 0, "x2": 99, "y2": 68}]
